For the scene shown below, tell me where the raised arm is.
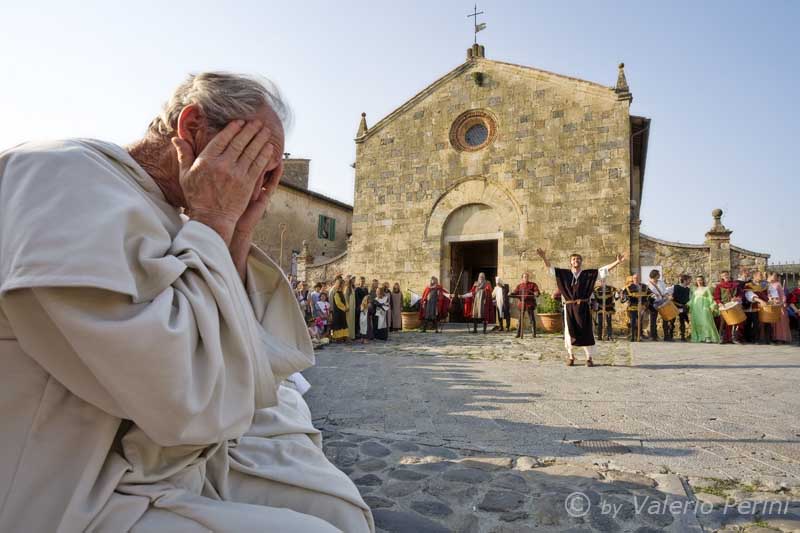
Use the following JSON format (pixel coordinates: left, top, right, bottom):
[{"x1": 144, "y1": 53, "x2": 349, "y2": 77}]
[
  {"x1": 604, "y1": 252, "x2": 626, "y2": 272},
  {"x1": 536, "y1": 248, "x2": 551, "y2": 269}
]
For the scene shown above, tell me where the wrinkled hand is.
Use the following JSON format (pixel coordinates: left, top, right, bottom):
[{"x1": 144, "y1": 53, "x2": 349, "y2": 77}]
[
  {"x1": 172, "y1": 120, "x2": 275, "y2": 244},
  {"x1": 536, "y1": 248, "x2": 547, "y2": 259},
  {"x1": 233, "y1": 157, "x2": 284, "y2": 242},
  {"x1": 616, "y1": 252, "x2": 626, "y2": 263}
]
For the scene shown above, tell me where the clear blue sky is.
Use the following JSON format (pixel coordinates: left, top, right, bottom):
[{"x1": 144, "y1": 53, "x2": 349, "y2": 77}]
[{"x1": 2, "y1": 1, "x2": 797, "y2": 261}]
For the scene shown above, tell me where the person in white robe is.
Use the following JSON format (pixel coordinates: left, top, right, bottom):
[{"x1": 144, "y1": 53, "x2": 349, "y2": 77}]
[
  {"x1": 0, "y1": 72, "x2": 373, "y2": 532},
  {"x1": 373, "y1": 287, "x2": 390, "y2": 341}
]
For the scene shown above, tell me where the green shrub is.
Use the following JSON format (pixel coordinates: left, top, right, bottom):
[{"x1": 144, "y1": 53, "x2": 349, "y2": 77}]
[
  {"x1": 536, "y1": 291, "x2": 562, "y2": 314},
  {"x1": 402, "y1": 291, "x2": 420, "y2": 312}
]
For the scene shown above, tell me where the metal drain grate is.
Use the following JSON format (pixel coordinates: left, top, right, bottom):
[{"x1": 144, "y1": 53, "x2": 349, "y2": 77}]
[{"x1": 570, "y1": 440, "x2": 632, "y2": 455}]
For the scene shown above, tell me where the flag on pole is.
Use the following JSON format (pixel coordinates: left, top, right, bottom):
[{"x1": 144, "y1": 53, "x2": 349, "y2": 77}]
[{"x1": 475, "y1": 22, "x2": 487, "y2": 32}]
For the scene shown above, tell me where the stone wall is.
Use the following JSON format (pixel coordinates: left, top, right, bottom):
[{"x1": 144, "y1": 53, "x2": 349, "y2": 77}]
[
  {"x1": 730, "y1": 247, "x2": 770, "y2": 278},
  {"x1": 299, "y1": 250, "x2": 351, "y2": 286},
  {"x1": 349, "y1": 56, "x2": 634, "y2": 296},
  {"x1": 640, "y1": 223, "x2": 769, "y2": 284},
  {"x1": 639, "y1": 235, "x2": 710, "y2": 281},
  {"x1": 252, "y1": 184, "x2": 352, "y2": 273}
]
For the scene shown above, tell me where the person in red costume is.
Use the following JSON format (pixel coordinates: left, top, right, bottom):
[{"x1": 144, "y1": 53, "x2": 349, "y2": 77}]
[
  {"x1": 419, "y1": 276, "x2": 450, "y2": 333},
  {"x1": 788, "y1": 285, "x2": 800, "y2": 346},
  {"x1": 462, "y1": 272, "x2": 494, "y2": 334},
  {"x1": 511, "y1": 272, "x2": 540, "y2": 339},
  {"x1": 713, "y1": 270, "x2": 745, "y2": 344}
]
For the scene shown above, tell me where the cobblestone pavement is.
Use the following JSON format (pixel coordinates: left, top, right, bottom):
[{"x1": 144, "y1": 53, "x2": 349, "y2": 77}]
[{"x1": 305, "y1": 328, "x2": 800, "y2": 532}]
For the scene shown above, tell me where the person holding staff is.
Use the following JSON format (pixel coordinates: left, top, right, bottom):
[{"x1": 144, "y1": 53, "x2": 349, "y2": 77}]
[
  {"x1": 592, "y1": 281, "x2": 619, "y2": 341},
  {"x1": 420, "y1": 276, "x2": 448, "y2": 333},
  {"x1": 621, "y1": 274, "x2": 650, "y2": 342},
  {"x1": 462, "y1": 272, "x2": 494, "y2": 334}
]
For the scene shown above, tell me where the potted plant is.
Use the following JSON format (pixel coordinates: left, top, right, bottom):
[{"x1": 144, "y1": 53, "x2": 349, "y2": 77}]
[
  {"x1": 536, "y1": 291, "x2": 563, "y2": 333},
  {"x1": 401, "y1": 291, "x2": 421, "y2": 330}
]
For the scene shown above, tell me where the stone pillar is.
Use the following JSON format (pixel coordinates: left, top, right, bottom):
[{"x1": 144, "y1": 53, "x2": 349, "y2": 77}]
[
  {"x1": 296, "y1": 240, "x2": 313, "y2": 282},
  {"x1": 704, "y1": 209, "x2": 732, "y2": 276}
]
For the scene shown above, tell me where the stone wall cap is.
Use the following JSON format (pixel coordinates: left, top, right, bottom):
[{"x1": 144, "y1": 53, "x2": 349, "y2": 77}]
[
  {"x1": 640, "y1": 233, "x2": 709, "y2": 250},
  {"x1": 730, "y1": 244, "x2": 770, "y2": 259},
  {"x1": 641, "y1": 233, "x2": 770, "y2": 259}
]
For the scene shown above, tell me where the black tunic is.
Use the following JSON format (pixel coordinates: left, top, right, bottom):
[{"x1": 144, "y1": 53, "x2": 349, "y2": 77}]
[
  {"x1": 671, "y1": 284, "x2": 690, "y2": 312},
  {"x1": 554, "y1": 268, "x2": 599, "y2": 347}
]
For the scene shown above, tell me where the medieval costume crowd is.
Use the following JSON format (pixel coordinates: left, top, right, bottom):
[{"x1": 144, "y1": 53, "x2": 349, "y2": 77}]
[
  {"x1": 290, "y1": 275, "x2": 403, "y2": 344},
  {"x1": 289, "y1": 263, "x2": 800, "y2": 353},
  {"x1": 617, "y1": 268, "x2": 798, "y2": 346}
]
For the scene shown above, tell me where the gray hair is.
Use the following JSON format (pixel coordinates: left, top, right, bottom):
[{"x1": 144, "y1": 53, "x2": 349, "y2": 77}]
[{"x1": 148, "y1": 72, "x2": 292, "y2": 137}]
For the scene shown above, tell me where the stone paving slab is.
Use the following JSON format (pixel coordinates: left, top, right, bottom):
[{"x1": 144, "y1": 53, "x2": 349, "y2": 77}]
[
  {"x1": 323, "y1": 428, "x2": 707, "y2": 532},
  {"x1": 305, "y1": 330, "x2": 800, "y2": 531}
]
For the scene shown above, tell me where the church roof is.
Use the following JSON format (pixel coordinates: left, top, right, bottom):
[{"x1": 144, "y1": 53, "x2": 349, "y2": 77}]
[{"x1": 356, "y1": 57, "x2": 620, "y2": 143}]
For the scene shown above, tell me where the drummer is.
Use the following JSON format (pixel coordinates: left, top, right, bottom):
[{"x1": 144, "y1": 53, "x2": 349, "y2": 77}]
[
  {"x1": 713, "y1": 270, "x2": 745, "y2": 344},
  {"x1": 672, "y1": 274, "x2": 692, "y2": 342},
  {"x1": 743, "y1": 270, "x2": 769, "y2": 344},
  {"x1": 646, "y1": 270, "x2": 674, "y2": 342}
]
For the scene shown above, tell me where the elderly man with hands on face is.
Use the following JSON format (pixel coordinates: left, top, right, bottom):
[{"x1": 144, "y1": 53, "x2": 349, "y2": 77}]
[{"x1": 0, "y1": 73, "x2": 373, "y2": 533}]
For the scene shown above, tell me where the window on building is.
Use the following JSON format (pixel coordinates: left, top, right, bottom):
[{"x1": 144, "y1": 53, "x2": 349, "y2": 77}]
[{"x1": 318, "y1": 215, "x2": 336, "y2": 241}]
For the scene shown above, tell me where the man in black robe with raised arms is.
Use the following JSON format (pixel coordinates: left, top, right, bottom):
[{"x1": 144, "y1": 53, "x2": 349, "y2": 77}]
[{"x1": 536, "y1": 249, "x2": 625, "y2": 366}]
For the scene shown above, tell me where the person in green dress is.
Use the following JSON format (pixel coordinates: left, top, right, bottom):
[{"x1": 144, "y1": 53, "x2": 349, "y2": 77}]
[{"x1": 688, "y1": 275, "x2": 721, "y2": 343}]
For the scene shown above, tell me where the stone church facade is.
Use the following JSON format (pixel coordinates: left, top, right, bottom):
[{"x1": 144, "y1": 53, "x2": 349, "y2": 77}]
[{"x1": 302, "y1": 45, "x2": 768, "y2": 294}]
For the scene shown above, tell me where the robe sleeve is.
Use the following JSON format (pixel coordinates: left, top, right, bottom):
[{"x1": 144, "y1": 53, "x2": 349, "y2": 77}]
[
  {"x1": 598, "y1": 264, "x2": 614, "y2": 280},
  {"x1": 712, "y1": 284, "x2": 722, "y2": 304},
  {"x1": 1, "y1": 221, "x2": 272, "y2": 447}
]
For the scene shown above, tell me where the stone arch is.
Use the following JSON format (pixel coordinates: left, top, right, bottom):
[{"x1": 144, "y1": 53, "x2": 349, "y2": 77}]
[{"x1": 424, "y1": 178, "x2": 524, "y2": 242}]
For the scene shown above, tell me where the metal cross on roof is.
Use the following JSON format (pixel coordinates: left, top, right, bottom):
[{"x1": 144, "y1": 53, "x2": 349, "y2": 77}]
[{"x1": 467, "y1": 4, "x2": 486, "y2": 45}]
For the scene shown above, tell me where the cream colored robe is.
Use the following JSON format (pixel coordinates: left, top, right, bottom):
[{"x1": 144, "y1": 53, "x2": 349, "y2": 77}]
[{"x1": 0, "y1": 140, "x2": 373, "y2": 533}]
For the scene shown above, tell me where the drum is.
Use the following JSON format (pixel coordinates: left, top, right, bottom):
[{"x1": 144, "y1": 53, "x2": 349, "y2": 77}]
[
  {"x1": 720, "y1": 302, "x2": 746, "y2": 325},
  {"x1": 758, "y1": 304, "x2": 782, "y2": 324},
  {"x1": 656, "y1": 300, "x2": 679, "y2": 321}
]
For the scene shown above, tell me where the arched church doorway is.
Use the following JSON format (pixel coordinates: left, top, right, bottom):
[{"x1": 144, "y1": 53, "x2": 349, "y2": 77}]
[
  {"x1": 450, "y1": 239, "x2": 498, "y2": 294},
  {"x1": 441, "y1": 203, "x2": 503, "y2": 297}
]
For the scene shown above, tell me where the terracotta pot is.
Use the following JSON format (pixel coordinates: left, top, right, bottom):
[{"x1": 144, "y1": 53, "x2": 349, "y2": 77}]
[
  {"x1": 537, "y1": 312, "x2": 563, "y2": 333},
  {"x1": 401, "y1": 312, "x2": 421, "y2": 330}
]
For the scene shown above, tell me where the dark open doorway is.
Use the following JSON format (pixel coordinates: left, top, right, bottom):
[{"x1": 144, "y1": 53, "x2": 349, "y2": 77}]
[{"x1": 449, "y1": 239, "x2": 498, "y2": 295}]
